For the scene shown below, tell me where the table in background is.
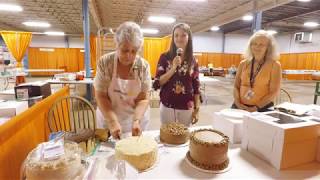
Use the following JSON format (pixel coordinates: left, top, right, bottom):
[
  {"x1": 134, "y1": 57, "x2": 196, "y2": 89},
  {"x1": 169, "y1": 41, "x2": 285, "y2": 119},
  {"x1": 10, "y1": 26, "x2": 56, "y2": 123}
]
[
  {"x1": 282, "y1": 70, "x2": 317, "y2": 80},
  {"x1": 46, "y1": 78, "x2": 94, "y2": 85},
  {"x1": 24, "y1": 69, "x2": 65, "y2": 77},
  {"x1": 46, "y1": 78, "x2": 94, "y2": 102}
]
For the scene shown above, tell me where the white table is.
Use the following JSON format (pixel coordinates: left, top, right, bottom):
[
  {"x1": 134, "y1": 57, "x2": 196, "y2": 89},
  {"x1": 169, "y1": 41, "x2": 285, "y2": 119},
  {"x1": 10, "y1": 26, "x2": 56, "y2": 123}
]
[
  {"x1": 24, "y1": 69, "x2": 65, "y2": 73},
  {"x1": 282, "y1": 70, "x2": 317, "y2": 75},
  {"x1": 47, "y1": 78, "x2": 94, "y2": 102},
  {"x1": 92, "y1": 128, "x2": 320, "y2": 179},
  {"x1": 46, "y1": 78, "x2": 94, "y2": 85},
  {"x1": 0, "y1": 89, "x2": 15, "y2": 100},
  {"x1": 200, "y1": 76, "x2": 220, "y2": 83}
]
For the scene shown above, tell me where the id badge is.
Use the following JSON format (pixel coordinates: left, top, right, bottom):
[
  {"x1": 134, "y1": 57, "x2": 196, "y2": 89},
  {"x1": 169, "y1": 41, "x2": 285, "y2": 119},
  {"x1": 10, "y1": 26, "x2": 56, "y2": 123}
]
[{"x1": 244, "y1": 89, "x2": 255, "y2": 100}]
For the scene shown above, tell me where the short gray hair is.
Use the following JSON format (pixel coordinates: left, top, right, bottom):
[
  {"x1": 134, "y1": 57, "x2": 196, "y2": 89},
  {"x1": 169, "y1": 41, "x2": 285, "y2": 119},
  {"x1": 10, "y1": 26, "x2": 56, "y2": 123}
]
[
  {"x1": 114, "y1": 21, "x2": 143, "y2": 50},
  {"x1": 243, "y1": 30, "x2": 279, "y2": 61}
]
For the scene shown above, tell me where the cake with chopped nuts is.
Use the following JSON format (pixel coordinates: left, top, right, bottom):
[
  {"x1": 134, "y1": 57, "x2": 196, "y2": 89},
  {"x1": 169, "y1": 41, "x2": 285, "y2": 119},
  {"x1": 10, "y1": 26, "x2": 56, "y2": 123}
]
[
  {"x1": 160, "y1": 122, "x2": 190, "y2": 145},
  {"x1": 186, "y1": 129, "x2": 229, "y2": 171}
]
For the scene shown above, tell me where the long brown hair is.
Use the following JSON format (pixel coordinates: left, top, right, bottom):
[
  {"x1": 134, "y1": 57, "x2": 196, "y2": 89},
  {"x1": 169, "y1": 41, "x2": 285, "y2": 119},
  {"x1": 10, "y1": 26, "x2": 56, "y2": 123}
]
[{"x1": 166, "y1": 23, "x2": 194, "y2": 74}]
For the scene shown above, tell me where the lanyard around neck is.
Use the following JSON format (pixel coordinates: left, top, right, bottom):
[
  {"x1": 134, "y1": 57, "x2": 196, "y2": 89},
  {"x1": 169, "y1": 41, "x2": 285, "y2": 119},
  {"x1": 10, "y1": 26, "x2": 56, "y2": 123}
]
[{"x1": 250, "y1": 58, "x2": 266, "y2": 88}]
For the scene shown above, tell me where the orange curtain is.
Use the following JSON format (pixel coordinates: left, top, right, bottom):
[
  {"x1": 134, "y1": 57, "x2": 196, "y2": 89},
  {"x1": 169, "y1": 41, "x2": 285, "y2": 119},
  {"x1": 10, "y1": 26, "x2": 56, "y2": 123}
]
[
  {"x1": 28, "y1": 48, "x2": 84, "y2": 76},
  {"x1": 0, "y1": 87, "x2": 70, "y2": 179},
  {"x1": 193, "y1": 52, "x2": 242, "y2": 68},
  {"x1": 279, "y1": 52, "x2": 320, "y2": 80},
  {"x1": 0, "y1": 31, "x2": 32, "y2": 67},
  {"x1": 90, "y1": 35, "x2": 97, "y2": 76}
]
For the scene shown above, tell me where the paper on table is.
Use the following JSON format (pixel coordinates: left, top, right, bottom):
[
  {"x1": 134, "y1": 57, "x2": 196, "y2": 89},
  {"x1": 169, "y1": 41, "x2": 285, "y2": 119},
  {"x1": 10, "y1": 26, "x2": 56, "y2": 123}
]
[{"x1": 275, "y1": 102, "x2": 311, "y2": 116}]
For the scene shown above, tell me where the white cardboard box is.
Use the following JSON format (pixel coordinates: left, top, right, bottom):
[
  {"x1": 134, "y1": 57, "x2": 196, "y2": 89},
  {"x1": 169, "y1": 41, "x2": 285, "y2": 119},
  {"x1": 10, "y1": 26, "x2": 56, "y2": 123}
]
[
  {"x1": 0, "y1": 89, "x2": 15, "y2": 100},
  {"x1": 242, "y1": 111, "x2": 320, "y2": 170},
  {"x1": 0, "y1": 100, "x2": 28, "y2": 117},
  {"x1": 212, "y1": 112, "x2": 244, "y2": 144}
]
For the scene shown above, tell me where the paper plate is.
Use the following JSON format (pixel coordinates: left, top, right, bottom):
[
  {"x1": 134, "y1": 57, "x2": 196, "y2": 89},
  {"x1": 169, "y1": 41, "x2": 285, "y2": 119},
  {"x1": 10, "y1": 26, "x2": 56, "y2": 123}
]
[
  {"x1": 184, "y1": 152, "x2": 231, "y2": 174},
  {"x1": 220, "y1": 109, "x2": 249, "y2": 119}
]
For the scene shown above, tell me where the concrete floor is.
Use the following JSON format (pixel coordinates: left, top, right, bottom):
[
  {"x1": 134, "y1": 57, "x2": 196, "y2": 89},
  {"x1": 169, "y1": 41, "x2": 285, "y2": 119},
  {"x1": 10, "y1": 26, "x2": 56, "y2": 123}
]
[{"x1": 21, "y1": 76, "x2": 317, "y2": 130}]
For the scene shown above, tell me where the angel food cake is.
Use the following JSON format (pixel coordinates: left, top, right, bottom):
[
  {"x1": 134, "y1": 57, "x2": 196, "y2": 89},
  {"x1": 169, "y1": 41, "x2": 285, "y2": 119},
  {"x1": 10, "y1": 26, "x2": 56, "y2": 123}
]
[
  {"x1": 160, "y1": 122, "x2": 190, "y2": 145},
  {"x1": 25, "y1": 142, "x2": 83, "y2": 180},
  {"x1": 187, "y1": 129, "x2": 229, "y2": 171},
  {"x1": 115, "y1": 136, "x2": 158, "y2": 171}
]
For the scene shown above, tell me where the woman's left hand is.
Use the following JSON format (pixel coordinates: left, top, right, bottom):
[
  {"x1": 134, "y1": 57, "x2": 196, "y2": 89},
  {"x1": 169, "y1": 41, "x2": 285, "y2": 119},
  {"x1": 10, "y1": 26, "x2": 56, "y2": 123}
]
[
  {"x1": 191, "y1": 108, "x2": 199, "y2": 124},
  {"x1": 132, "y1": 120, "x2": 142, "y2": 136}
]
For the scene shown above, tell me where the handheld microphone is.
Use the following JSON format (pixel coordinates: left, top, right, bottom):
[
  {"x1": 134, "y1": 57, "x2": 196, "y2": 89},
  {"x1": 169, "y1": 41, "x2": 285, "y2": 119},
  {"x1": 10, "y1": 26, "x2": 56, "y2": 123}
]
[{"x1": 176, "y1": 48, "x2": 183, "y2": 57}]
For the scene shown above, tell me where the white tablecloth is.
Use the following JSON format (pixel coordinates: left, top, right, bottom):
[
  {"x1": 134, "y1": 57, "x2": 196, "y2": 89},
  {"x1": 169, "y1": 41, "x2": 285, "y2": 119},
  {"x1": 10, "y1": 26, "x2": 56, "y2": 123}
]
[
  {"x1": 282, "y1": 70, "x2": 317, "y2": 75},
  {"x1": 46, "y1": 78, "x2": 94, "y2": 84},
  {"x1": 200, "y1": 76, "x2": 220, "y2": 83},
  {"x1": 91, "y1": 128, "x2": 320, "y2": 179}
]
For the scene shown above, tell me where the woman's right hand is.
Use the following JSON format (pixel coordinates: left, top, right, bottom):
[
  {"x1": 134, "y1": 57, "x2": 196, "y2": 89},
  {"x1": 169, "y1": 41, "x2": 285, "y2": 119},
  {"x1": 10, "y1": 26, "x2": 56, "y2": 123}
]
[
  {"x1": 172, "y1": 56, "x2": 181, "y2": 70},
  {"x1": 109, "y1": 120, "x2": 122, "y2": 139}
]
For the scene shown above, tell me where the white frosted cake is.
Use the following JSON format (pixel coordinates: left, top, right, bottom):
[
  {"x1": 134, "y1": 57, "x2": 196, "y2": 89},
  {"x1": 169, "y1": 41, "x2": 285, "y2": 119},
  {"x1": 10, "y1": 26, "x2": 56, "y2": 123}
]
[
  {"x1": 25, "y1": 142, "x2": 83, "y2": 180},
  {"x1": 115, "y1": 136, "x2": 158, "y2": 171}
]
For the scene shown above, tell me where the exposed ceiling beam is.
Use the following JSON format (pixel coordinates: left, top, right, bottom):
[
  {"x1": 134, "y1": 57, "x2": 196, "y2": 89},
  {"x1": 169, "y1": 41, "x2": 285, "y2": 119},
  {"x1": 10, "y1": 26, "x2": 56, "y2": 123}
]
[
  {"x1": 270, "y1": 9, "x2": 320, "y2": 22},
  {"x1": 268, "y1": 21, "x2": 304, "y2": 28},
  {"x1": 89, "y1": 0, "x2": 102, "y2": 29},
  {"x1": 0, "y1": 21, "x2": 24, "y2": 31},
  {"x1": 227, "y1": 3, "x2": 320, "y2": 33},
  {"x1": 32, "y1": 0, "x2": 79, "y2": 33},
  {"x1": 191, "y1": 0, "x2": 295, "y2": 33}
]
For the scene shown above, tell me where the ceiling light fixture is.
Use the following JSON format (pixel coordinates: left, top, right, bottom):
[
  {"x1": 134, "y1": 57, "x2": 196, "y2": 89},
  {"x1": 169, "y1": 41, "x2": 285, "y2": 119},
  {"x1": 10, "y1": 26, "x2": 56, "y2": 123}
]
[
  {"x1": 266, "y1": 30, "x2": 277, "y2": 35},
  {"x1": 141, "y1": 28, "x2": 159, "y2": 34},
  {"x1": 148, "y1": 16, "x2": 176, "y2": 24},
  {"x1": 23, "y1": 21, "x2": 51, "y2": 28},
  {"x1": 44, "y1": 31, "x2": 65, "y2": 36},
  {"x1": 210, "y1": 26, "x2": 220, "y2": 31},
  {"x1": 304, "y1": 22, "x2": 319, "y2": 27},
  {"x1": 0, "y1": 4, "x2": 23, "y2": 12},
  {"x1": 242, "y1": 15, "x2": 253, "y2": 21}
]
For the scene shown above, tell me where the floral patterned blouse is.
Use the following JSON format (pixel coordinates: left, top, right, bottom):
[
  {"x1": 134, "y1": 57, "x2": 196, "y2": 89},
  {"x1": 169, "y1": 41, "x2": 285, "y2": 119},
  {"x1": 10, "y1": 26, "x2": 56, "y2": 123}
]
[{"x1": 153, "y1": 53, "x2": 200, "y2": 110}]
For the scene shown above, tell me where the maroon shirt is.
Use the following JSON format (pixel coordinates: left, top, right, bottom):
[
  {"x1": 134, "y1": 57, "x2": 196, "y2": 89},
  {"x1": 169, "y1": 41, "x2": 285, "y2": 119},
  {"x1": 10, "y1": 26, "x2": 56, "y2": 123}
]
[{"x1": 153, "y1": 53, "x2": 200, "y2": 110}]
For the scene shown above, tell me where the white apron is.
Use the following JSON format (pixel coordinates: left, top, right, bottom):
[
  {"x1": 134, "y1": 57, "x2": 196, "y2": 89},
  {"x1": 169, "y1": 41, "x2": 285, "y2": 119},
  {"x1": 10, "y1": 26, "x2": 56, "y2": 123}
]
[
  {"x1": 96, "y1": 56, "x2": 150, "y2": 133},
  {"x1": 159, "y1": 103, "x2": 192, "y2": 127}
]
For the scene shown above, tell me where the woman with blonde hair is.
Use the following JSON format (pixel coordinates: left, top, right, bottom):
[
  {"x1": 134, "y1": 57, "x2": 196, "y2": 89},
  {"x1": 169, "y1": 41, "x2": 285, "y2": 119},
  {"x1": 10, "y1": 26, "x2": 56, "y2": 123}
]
[{"x1": 232, "y1": 30, "x2": 282, "y2": 112}]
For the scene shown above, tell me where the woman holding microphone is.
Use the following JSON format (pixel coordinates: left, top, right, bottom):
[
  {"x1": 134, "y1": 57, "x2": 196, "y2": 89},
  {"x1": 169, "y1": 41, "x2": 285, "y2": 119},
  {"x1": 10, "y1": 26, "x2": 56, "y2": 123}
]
[{"x1": 153, "y1": 23, "x2": 200, "y2": 126}]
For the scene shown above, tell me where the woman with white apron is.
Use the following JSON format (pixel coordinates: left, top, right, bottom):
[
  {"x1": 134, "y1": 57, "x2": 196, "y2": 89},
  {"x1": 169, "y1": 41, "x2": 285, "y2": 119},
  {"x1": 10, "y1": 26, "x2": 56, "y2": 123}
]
[{"x1": 94, "y1": 22, "x2": 151, "y2": 139}]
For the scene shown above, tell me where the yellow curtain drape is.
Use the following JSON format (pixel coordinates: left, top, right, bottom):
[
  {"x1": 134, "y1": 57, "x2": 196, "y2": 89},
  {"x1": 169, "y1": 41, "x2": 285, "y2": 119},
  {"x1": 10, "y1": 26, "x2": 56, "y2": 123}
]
[
  {"x1": 161, "y1": 35, "x2": 172, "y2": 53},
  {"x1": 0, "y1": 31, "x2": 32, "y2": 67},
  {"x1": 143, "y1": 37, "x2": 168, "y2": 77}
]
